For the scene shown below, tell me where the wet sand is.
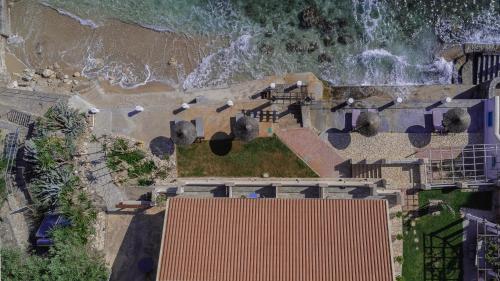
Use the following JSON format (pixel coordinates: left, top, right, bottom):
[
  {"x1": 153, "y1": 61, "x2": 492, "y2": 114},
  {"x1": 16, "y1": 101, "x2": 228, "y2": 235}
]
[{"x1": 8, "y1": 1, "x2": 226, "y2": 92}]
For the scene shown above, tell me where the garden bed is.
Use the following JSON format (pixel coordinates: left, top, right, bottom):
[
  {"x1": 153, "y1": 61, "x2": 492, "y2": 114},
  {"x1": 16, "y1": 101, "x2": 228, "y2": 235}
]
[{"x1": 103, "y1": 137, "x2": 176, "y2": 186}]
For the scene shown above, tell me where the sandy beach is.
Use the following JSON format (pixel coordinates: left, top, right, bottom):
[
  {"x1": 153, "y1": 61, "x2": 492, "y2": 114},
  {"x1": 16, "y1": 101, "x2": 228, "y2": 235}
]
[{"x1": 7, "y1": 1, "x2": 226, "y2": 93}]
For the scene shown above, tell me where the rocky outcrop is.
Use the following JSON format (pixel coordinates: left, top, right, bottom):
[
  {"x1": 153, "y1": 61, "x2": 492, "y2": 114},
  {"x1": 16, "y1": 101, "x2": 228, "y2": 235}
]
[
  {"x1": 285, "y1": 41, "x2": 318, "y2": 54},
  {"x1": 318, "y1": 53, "x2": 332, "y2": 63},
  {"x1": 258, "y1": 43, "x2": 274, "y2": 55},
  {"x1": 41, "y1": 68, "x2": 54, "y2": 78},
  {"x1": 297, "y1": 5, "x2": 356, "y2": 48},
  {"x1": 298, "y1": 6, "x2": 321, "y2": 29},
  {"x1": 9, "y1": 63, "x2": 86, "y2": 92}
]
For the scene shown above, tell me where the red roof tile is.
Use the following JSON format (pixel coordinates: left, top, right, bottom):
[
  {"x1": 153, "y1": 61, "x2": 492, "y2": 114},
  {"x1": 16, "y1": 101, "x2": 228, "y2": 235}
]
[{"x1": 157, "y1": 198, "x2": 393, "y2": 281}]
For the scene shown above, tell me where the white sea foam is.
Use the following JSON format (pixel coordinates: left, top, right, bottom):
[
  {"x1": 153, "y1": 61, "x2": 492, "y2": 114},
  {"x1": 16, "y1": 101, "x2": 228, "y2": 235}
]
[
  {"x1": 41, "y1": 2, "x2": 99, "y2": 29},
  {"x1": 331, "y1": 48, "x2": 454, "y2": 86},
  {"x1": 182, "y1": 34, "x2": 254, "y2": 90},
  {"x1": 82, "y1": 45, "x2": 153, "y2": 89},
  {"x1": 351, "y1": 0, "x2": 384, "y2": 41},
  {"x1": 435, "y1": 10, "x2": 500, "y2": 44}
]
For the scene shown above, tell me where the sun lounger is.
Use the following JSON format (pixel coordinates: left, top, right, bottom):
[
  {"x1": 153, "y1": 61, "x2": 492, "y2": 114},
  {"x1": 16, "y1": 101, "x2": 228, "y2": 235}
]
[
  {"x1": 432, "y1": 108, "x2": 446, "y2": 132},
  {"x1": 194, "y1": 117, "x2": 205, "y2": 141},
  {"x1": 351, "y1": 109, "x2": 378, "y2": 130},
  {"x1": 235, "y1": 112, "x2": 244, "y2": 122}
]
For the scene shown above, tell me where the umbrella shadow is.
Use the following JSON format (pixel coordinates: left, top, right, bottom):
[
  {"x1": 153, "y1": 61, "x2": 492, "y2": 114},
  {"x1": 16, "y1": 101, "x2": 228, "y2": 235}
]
[
  {"x1": 326, "y1": 128, "x2": 351, "y2": 150},
  {"x1": 149, "y1": 136, "x2": 175, "y2": 159},
  {"x1": 209, "y1": 132, "x2": 233, "y2": 156},
  {"x1": 406, "y1": 125, "x2": 432, "y2": 148}
]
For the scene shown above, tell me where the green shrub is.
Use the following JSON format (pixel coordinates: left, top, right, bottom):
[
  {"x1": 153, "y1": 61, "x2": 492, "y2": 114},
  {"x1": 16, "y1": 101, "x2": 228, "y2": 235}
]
[
  {"x1": 0, "y1": 247, "x2": 48, "y2": 281},
  {"x1": 155, "y1": 167, "x2": 170, "y2": 180},
  {"x1": 138, "y1": 177, "x2": 154, "y2": 186},
  {"x1": 42, "y1": 101, "x2": 86, "y2": 139},
  {"x1": 24, "y1": 136, "x2": 71, "y2": 174},
  {"x1": 0, "y1": 158, "x2": 6, "y2": 206},
  {"x1": 106, "y1": 156, "x2": 122, "y2": 172},
  {"x1": 31, "y1": 166, "x2": 79, "y2": 210},
  {"x1": 155, "y1": 194, "x2": 167, "y2": 206},
  {"x1": 396, "y1": 233, "x2": 404, "y2": 240},
  {"x1": 110, "y1": 138, "x2": 129, "y2": 154},
  {"x1": 59, "y1": 190, "x2": 97, "y2": 244},
  {"x1": 395, "y1": 255, "x2": 404, "y2": 264},
  {"x1": 127, "y1": 160, "x2": 156, "y2": 178},
  {"x1": 1, "y1": 236, "x2": 108, "y2": 281},
  {"x1": 118, "y1": 150, "x2": 145, "y2": 165}
]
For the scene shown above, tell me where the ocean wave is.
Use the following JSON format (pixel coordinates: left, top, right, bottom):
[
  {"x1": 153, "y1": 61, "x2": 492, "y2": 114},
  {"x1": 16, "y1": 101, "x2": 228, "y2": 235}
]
[
  {"x1": 41, "y1": 2, "x2": 99, "y2": 29},
  {"x1": 182, "y1": 34, "x2": 254, "y2": 90},
  {"x1": 81, "y1": 51, "x2": 153, "y2": 89},
  {"x1": 324, "y1": 48, "x2": 454, "y2": 86}
]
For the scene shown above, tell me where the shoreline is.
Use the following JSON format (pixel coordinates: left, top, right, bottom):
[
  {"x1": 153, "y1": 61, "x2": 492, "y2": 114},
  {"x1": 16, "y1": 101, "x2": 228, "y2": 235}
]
[
  {"x1": 7, "y1": 1, "x2": 225, "y2": 94},
  {"x1": 40, "y1": 1, "x2": 100, "y2": 29}
]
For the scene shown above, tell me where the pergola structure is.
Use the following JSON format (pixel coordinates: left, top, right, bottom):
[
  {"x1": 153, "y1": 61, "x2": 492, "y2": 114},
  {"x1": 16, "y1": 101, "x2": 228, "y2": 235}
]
[
  {"x1": 422, "y1": 144, "x2": 500, "y2": 187},
  {"x1": 466, "y1": 214, "x2": 500, "y2": 280}
]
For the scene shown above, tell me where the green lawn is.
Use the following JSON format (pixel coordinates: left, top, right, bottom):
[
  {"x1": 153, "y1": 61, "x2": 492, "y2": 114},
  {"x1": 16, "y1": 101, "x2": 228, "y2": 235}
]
[
  {"x1": 402, "y1": 189, "x2": 492, "y2": 281},
  {"x1": 176, "y1": 136, "x2": 318, "y2": 178}
]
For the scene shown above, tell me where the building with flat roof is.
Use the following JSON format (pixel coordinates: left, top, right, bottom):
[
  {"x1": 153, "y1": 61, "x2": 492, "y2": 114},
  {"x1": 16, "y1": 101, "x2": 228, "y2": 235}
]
[{"x1": 156, "y1": 198, "x2": 394, "y2": 281}]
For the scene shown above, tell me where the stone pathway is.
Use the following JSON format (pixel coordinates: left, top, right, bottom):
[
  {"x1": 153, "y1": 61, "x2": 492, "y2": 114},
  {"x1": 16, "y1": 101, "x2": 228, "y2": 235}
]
[
  {"x1": 276, "y1": 128, "x2": 348, "y2": 178},
  {"x1": 84, "y1": 142, "x2": 127, "y2": 212}
]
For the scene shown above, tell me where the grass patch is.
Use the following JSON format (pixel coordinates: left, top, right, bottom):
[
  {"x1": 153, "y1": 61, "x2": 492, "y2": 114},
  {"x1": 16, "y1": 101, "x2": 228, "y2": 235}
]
[
  {"x1": 177, "y1": 136, "x2": 317, "y2": 177},
  {"x1": 402, "y1": 189, "x2": 492, "y2": 281}
]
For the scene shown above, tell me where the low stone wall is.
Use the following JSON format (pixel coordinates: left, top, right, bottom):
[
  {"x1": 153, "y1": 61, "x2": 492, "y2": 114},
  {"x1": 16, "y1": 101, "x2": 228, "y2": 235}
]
[{"x1": 153, "y1": 178, "x2": 401, "y2": 206}]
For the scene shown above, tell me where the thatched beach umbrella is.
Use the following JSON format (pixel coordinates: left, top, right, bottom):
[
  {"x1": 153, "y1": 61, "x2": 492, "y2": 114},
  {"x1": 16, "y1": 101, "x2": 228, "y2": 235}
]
[
  {"x1": 234, "y1": 116, "x2": 259, "y2": 142},
  {"x1": 172, "y1": 121, "x2": 196, "y2": 146},
  {"x1": 442, "y1": 108, "x2": 471, "y2": 133},
  {"x1": 355, "y1": 111, "x2": 381, "y2": 137}
]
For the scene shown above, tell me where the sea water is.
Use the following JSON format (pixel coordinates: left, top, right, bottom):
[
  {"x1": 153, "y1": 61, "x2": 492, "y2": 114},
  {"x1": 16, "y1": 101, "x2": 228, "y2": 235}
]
[{"x1": 42, "y1": 0, "x2": 500, "y2": 89}]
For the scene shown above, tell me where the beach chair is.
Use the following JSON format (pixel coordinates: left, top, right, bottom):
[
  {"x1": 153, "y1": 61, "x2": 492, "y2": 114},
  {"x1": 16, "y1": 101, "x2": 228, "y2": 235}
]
[
  {"x1": 351, "y1": 108, "x2": 377, "y2": 130},
  {"x1": 194, "y1": 117, "x2": 205, "y2": 142},
  {"x1": 235, "y1": 112, "x2": 244, "y2": 122},
  {"x1": 432, "y1": 108, "x2": 446, "y2": 133},
  {"x1": 351, "y1": 109, "x2": 360, "y2": 129}
]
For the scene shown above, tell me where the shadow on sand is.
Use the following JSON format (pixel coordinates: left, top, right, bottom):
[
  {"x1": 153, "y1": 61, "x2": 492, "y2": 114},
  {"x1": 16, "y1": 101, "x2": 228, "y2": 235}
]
[{"x1": 110, "y1": 209, "x2": 165, "y2": 281}]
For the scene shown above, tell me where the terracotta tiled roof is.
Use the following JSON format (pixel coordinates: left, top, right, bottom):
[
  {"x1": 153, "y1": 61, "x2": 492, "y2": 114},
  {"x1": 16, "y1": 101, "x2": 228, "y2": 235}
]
[{"x1": 157, "y1": 198, "x2": 393, "y2": 281}]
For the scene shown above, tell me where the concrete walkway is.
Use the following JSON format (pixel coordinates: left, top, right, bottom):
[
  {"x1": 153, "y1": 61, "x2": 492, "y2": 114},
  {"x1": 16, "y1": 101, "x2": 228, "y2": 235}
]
[{"x1": 276, "y1": 128, "x2": 348, "y2": 178}]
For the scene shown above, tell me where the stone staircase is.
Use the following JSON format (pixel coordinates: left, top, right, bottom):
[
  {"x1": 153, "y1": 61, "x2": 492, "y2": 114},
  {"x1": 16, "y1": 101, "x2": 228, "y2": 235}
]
[{"x1": 351, "y1": 163, "x2": 383, "y2": 178}]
